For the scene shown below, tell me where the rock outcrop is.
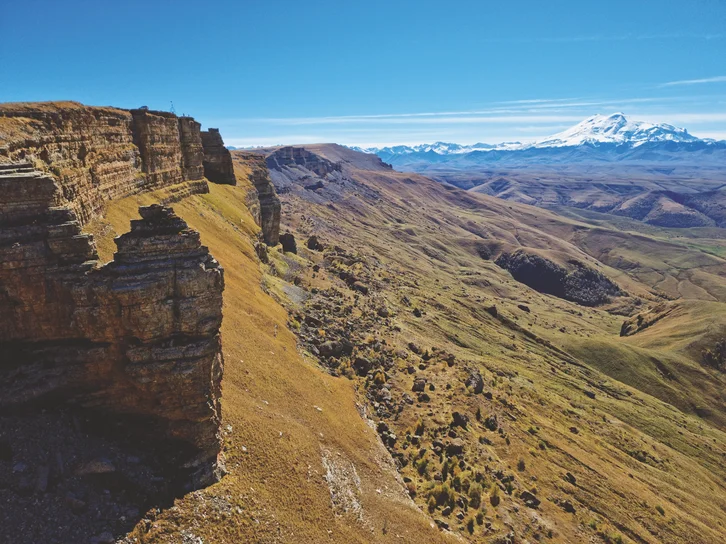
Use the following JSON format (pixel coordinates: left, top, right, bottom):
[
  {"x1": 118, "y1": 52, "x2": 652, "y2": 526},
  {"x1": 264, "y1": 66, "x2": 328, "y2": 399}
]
[
  {"x1": 233, "y1": 151, "x2": 281, "y2": 246},
  {"x1": 201, "y1": 128, "x2": 236, "y2": 185},
  {"x1": 0, "y1": 163, "x2": 224, "y2": 489},
  {"x1": 496, "y1": 250, "x2": 623, "y2": 306},
  {"x1": 0, "y1": 102, "x2": 216, "y2": 226},
  {"x1": 265, "y1": 146, "x2": 342, "y2": 178}
]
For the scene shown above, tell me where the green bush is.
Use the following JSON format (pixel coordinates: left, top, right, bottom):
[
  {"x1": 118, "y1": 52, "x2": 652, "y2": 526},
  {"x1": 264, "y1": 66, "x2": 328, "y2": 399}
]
[{"x1": 468, "y1": 483, "x2": 483, "y2": 508}]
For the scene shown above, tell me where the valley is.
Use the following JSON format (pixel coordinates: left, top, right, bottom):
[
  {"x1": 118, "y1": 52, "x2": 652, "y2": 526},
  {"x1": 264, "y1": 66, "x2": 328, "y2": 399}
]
[
  {"x1": 1, "y1": 104, "x2": 725, "y2": 544},
  {"x1": 234, "y1": 144, "x2": 726, "y2": 543}
]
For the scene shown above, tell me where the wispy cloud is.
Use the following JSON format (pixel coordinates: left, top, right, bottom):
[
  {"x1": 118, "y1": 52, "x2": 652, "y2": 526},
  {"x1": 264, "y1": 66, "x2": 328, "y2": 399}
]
[
  {"x1": 661, "y1": 76, "x2": 726, "y2": 87},
  {"x1": 256, "y1": 114, "x2": 586, "y2": 126},
  {"x1": 480, "y1": 33, "x2": 724, "y2": 45},
  {"x1": 216, "y1": 96, "x2": 698, "y2": 128},
  {"x1": 216, "y1": 93, "x2": 726, "y2": 147}
]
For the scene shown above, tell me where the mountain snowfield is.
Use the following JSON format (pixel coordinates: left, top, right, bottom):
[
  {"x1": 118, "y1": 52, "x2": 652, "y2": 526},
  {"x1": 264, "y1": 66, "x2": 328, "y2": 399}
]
[
  {"x1": 526, "y1": 113, "x2": 700, "y2": 148},
  {"x1": 352, "y1": 113, "x2": 726, "y2": 168},
  {"x1": 353, "y1": 113, "x2": 719, "y2": 156}
]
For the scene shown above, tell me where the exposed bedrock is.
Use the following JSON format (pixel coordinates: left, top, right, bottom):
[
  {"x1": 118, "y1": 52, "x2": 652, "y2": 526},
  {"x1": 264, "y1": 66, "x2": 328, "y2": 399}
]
[
  {"x1": 201, "y1": 128, "x2": 236, "y2": 185},
  {"x1": 234, "y1": 151, "x2": 282, "y2": 246},
  {"x1": 265, "y1": 145, "x2": 342, "y2": 178},
  {"x1": 495, "y1": 249, "x2": 623, "y2": 306},
  {"x1": 0, "y1": 102, "x2": 217, "y2": 226},
  {"x1": 0, "y1": 164, "x2": 224, "y2": 489}
]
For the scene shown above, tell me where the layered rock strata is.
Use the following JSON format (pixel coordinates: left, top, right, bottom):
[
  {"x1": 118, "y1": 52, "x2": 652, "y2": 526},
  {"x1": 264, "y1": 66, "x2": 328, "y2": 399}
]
[
  {"x1": 265, "y1": 145, "x2": 342, "y2": 177},
  {"x1": 0, "y1": 102, "x2": 213, "y2": 226},
  {"x1": 235, "y1": 151, "x2": 282, "y2": 246},
  {"x1": 201, "y1": 128, "x2": 236, "y2": 185},
  {"x1": 0, "y1": 163, "x2": 224, "y2": 488}
]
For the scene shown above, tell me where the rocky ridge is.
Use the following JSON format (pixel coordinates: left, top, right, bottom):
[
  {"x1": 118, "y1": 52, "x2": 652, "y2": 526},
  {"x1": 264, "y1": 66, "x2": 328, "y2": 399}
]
[{"x1": 0, "y1": 102, "x2": 218, "y2": 226}]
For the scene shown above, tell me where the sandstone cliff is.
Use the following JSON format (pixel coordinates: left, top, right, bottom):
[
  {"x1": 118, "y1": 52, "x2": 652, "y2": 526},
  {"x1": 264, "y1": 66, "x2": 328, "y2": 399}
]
[
  {"x1": 265, "y1": 145, "x2": 342, "y2": 177},
  {"x1": 0, "y1": 163, "x2": 224, "y2": 489},
  {"x1": 233, "y1": 151, "x2": 281, "y2": 246},
  {"x1": 201, "y1": 128, "x2": 235, "y2": 185},
  {"x1": 0, "y1": 102, "x2": 209, "y2": 226}
]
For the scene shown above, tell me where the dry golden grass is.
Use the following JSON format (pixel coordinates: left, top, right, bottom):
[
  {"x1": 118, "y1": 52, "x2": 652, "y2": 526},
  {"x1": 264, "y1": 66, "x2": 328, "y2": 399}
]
[
  {"x1": 234, "y1": 144, "x2": 726, "y2": 543},
  {"x1": 80, "y1": 144, "x2": 726, "y2": 543},
  {"x1": 85, "y1": 180, "x2": 451, "y2": 544}
]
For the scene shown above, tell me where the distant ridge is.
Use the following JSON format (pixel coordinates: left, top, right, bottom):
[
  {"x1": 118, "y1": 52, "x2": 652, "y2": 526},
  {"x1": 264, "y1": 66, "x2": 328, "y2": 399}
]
[{"x1": 351, "y1": 113, "x2": 725, "y2": 168}]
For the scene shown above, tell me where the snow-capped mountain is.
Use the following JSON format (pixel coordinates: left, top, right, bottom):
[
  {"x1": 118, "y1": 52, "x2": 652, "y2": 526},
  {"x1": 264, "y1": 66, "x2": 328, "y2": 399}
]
[
  {"x1": 524, "y1": 113, "x2": 699, "y2": 149},
  {"x1": 352, "y1": 113, "x2": 724, "y2": 169},
  {"x1": 352, "y1": 141, "x2": 518, "y2": 156}
]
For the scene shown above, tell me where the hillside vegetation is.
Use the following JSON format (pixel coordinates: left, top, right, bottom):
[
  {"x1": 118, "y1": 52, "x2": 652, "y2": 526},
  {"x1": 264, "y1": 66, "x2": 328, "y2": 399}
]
[{"x1": 85, "y1": 144, "x2": 726, "y2": 543}]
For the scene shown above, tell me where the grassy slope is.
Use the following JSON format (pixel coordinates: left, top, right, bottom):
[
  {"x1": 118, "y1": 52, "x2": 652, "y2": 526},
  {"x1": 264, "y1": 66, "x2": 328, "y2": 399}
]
[
  {"x1": 251, "y1": 145, "x2": 726, "y2": 543},
  {"x1": 86, "y1": 180, "x2": 451, "y2": 544}
]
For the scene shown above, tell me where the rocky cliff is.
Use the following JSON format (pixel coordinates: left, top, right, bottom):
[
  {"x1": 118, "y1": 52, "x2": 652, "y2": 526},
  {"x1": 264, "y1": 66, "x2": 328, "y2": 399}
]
[
  {"x1": 265, "y1": 145, "x2": 342, "y2": 177},
  {"x1": 0, "y1": 102, "x2": 210, "y2": 226},
  {"x1": 201, "y1": 128, "x2": 236, "y2": 185},
  {"x1": 0, "y1": 162, "x2": 224, "y2": 489},
  {"x1": 233, "y1": 151, "x2": 281, "y2": 246}
]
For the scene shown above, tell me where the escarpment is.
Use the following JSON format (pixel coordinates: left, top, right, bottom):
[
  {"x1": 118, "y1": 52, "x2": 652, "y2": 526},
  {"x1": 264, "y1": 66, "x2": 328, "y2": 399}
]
[
  {"x1": 0, "y1": 163, "x2": 224, "y2": 489},
  {"x1": 233, "y1": 151, "x2": 282, "y2": 245},
  {"x1": 201, "y1": 128, "x2": 236, "y2": 185},
  {"x1": 265, "y1": 145, "x2": 342, "y2": 177},
  {"x1": 0, "y1": 102, "x2": 219, "y2": 226}
]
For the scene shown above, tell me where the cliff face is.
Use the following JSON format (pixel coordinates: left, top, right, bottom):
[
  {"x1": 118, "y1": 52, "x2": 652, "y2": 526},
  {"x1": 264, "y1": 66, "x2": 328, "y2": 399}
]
[
  {"x1": 0, "y1": 102, "x2": 210, "y2": 225},
  {"x1": 201, "y1": 128, "x2": 236, "y2": 185},
  {"x1": 265, "y1": 145, "x2": 342, "y2": 177},
  {"x1": 232, "y1": 151, "x2": 281, "y2": 246},
  {"x1": 0, "y1": 163, "x2": 224, "y2": 489}
]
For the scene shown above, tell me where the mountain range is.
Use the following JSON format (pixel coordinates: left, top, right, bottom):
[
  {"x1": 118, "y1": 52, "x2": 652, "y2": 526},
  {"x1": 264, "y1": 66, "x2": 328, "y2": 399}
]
[{"x1": 352, "y1": 113, "x2": 726, "y2": 168}]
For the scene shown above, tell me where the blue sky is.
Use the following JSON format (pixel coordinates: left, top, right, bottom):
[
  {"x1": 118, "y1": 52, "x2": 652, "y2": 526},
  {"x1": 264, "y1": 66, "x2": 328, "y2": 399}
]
[{"x1": 1, "y1": 0, "x2": 725, "y2": 146}]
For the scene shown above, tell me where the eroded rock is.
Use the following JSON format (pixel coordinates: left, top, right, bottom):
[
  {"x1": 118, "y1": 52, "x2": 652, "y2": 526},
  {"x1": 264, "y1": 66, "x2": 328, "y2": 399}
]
[{"x1": 0, "y1": 175, "x2": 225, "y2": 490}]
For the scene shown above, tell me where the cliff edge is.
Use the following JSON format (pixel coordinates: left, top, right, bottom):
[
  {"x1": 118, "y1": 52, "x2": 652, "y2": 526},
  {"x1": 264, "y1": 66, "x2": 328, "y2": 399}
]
[{"x1": 0, "y1": 161, "x2": 225, "y2": 489}]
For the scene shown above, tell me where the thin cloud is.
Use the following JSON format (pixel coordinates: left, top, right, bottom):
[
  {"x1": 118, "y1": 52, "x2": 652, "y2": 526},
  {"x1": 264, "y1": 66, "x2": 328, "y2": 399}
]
[
  {"x1": 661, "y1": 76, "x2": 726, "y2": 87},
  {"x1": 220, "y1": 96, "x2": 698, "y2": 127},
  {"x1": 481, "y1": 33, "x2": 724, "y2": 45}
]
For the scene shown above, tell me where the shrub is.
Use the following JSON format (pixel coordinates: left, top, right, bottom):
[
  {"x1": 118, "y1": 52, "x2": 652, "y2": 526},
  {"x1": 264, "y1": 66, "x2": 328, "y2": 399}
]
[
  {"x1": 702, "y1": 339, "x2": 726, "y2": 370},
  {"x1": 656, "y1": 505, "x2": 665, "y2": 516},
  {"x1": 468, "y1": 483, "x2": 483, "y2": 508},
  {"x1": 517, "y1": 458, "x2": 526, "y2": 471},
  {"x1": 476, "y1": 511, "x2": 484, "y2": 525},
  {"x1": 490, "y1": 484, "x2": 500, "y2": 507},
  {"x1": 406, "y1": 481, "x2": 417, "y2": 498},
  {"x1": 429, "y1": 483, "x2": 455, "y2": 508},
  {"x1": 466, "y1": 518, "x2": 475, "y2": 534},
  {"x1": 427, "y1": 495, "x2": 437, "y2": 513}
]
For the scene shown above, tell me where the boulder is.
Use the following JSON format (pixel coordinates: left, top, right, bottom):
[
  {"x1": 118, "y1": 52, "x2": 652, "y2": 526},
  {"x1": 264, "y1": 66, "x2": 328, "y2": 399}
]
[
  {"x1": 280, "y1": 232, "x2": 297, "y2": 253},
  {"x1": 446, "y1": 439, "x2": 464, "y2": 456},
  {"x1": 306, "y1": 235, "x2": 324, "y2": 251},
  {"x1": 451, "y1": 412, "x2": 469, "y2": 428},
  {"x1": 465, "y1": 370, "x2": 484, "y2": 394},
  {"x1": 254, "y1": 241, "x2": 269, "y2": 263},
  {"x1": 412, "y1": 378, "x2": 427, "y2": 392},
  {"x1": 353, "y1": 357, "x2": 373, "y2": 376},
  {"x1": 485, "y1": 414, "x2": 498, "y2": 432}
]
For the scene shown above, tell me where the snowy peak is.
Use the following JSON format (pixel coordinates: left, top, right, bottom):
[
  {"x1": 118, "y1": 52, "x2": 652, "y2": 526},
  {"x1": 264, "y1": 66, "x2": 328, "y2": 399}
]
[
  {"x1": 353, "y1": 141, "x2": 519, "y2": 156},
  {"x1": 351, "y1": 114, "x2": 709, "y2": 158},
  {"x1": 527, "y1": 113, "x2": 699, "y2": 149}
]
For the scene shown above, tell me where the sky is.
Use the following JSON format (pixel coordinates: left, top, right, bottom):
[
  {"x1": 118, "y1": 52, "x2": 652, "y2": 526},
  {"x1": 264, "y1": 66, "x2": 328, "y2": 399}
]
[{"x1": 1, "y1": 0, "x2": 725, "y2": 147}]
